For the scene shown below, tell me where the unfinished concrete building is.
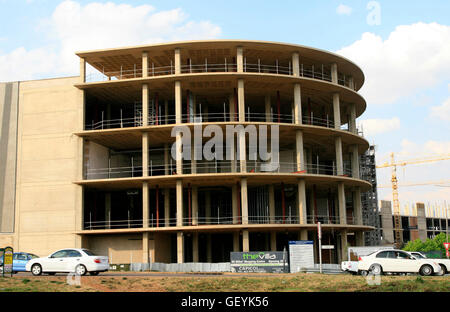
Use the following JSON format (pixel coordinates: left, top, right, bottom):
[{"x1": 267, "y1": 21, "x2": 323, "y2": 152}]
[{"x1": 0, "y1": 40, "x2": 375, "y2": 264}]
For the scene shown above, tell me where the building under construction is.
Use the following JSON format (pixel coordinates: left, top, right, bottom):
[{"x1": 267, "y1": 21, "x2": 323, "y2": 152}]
[
  {"x1": 380, "y1": 201, "x2": 449, "y2": 245},
  {"x1": 0, "y1": 40, "x2": 377, "y2": 265},
  {"x1": 360, "y1": 146, "x2": 382, "y2": 246}
]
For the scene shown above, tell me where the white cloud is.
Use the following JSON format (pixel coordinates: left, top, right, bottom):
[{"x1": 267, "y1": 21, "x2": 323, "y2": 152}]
[
  {"x1": 359, "y1": 117, "x2": 400, "y2": 137},
  {"x1": 337, "y1": 23, "x2": 450, "y2": 105},
  {"x1": 336, "y1": 4, "x2": 353, "y2": 15},
  {"x1": 0, "y1": 0, "x2": 222, "y2": 81},
  {"x1": 394, "y1": 139, "x2": 450, "y2": 159},
  {"x1": 430, "y1": 94, "x2": 450, "y2": 122}
]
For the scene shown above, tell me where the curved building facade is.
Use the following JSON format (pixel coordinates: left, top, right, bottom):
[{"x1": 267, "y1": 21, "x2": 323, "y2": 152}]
[{"x1": 71, "y1": 40, "x2": 374, "y2": 264}]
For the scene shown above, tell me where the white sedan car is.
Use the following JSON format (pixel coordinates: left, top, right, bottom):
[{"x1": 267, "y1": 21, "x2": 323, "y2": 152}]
[
  {"x1": 26, "y1": 248, "x2": 109, "y2": 276},
  {"x1": 358, "y1": 249, "x2": 441, "y2": 276}
]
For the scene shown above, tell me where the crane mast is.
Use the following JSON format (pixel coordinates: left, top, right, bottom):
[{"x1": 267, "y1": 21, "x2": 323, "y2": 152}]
[{"x1": 390, "y1": 153, "x2": 402, "y2": 248}]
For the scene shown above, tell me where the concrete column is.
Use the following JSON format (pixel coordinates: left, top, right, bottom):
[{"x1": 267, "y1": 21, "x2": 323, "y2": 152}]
[
  {"x1": 298, "y1": 179, "x2": 307, "y2": 224},
  {"x1": 331, "y1": 63, "x2": 338, "y2": 84},
  {"x1": 292, "y1": 52, "x2": 300, "y2": 77},
  {"x1": 338, "y1": 182, "x2": 347, "y2": 225},
  {"x1": 164, "y1": 143, "x2": 169, "y2": 175},
  {"x1": 207, "y1": 234, "x2": 212, "y2": 262},
  {"x1": 270, "y1": 232, "x2": 277, "y2": 251},
  {"x1": 165, "y1": 99, "x2": 169, "y2": 124},
  {"x1": 174, "y1": 82, "x2": 183, "y2": 175},
  {"x1": 233, "y1": 232, "x2": 240, "y2": 252},
  {"x1": 229, "y1": 93, "x2": 235, "y2": 122},
  {"x1": 191, "y1": 136, "x2": 197, "y2": 174},
  {"x1": 175, "y1": 81, "x2": 182, "y2": 124},
  {"x1": 296, "y1": 130, "x2": 304, "y2": 171},
  {"x1": 164, "y1": 188, "x2": 170, "y2": 227},
  {"x1": 241, "y1": 178, "x2": 248, "y2": 225},
  {"x1": 149, "y1": 237, "x2": 155, "y2": 263},
  {"x1": 265, "y1": 95, "x2": 271, "y2": 122},
  {"x1": 294, "y1": 84, "x2": 302, "y2": 124},
  {"x1": 239, "y1": 123, "x2": 246, "y2": 173},
  {"x1": 242, "y1": 230, "x2": 249, "y2": 252},
  {"x1": 348, "y1": 76, "x2": 355, "y2": 90},
  {"x1": 335, "y1": 136, "x2": 343, "y2": 176},
  {"x1": 192, "y1": 186, "x2": 198, "y2": 225},
  {"x1": 299, "y1": 230, "x2": 308, "y2": 240},
  {"x1": 142, "y1": 84, "x2": 149, "y2": 127},
  {"x1": 193, "y1": 233, "x2": 199, "y2": 262},
  {"x1": 105, "y1": 193, "x2": 111, "y2": 229},
  {"x1": 349, "y1": 103, "x2": 357, "y2": 134},
  {"x1": 232, "y1": 184, "x2": 238, "y2": 224},
  {"x1": 231, "y1": 142, "x2": 236, "y2": 173},
  {"x1": 142, "y1": 51, "x2": 148, "y2": 78},
  {"x1": 269, "y1": 185, "x2": 275, "y2": 223},
  {"x1": 237, "y1": 46, "x2": 244, "y2": 73},
  {"x1": 333, "y1": 93, "x2": 341, "y2": 130},
  {"x1": 175, "y1": 48, "x2": 181, "y2": 75},
  {"x1": 353, "y1": 187, "x2": 363, "y2": 225},
  {"x1": 238, "y1": 79, "x2": 245, "y2": 122},
  {"x1": 177, "y1": 232, "x2": 184, "y2": 263},
  {"x1": 340, "y1": 231, "x2": 348, "y2": 261},
  {"x1": 143, "y1": 182, "x2": 149, "y2": 228},
  {"x1": 143, "y1": 133, "x2": 149, "y2": 177},
  {"x1": 355, "y1": 232, "x2": 365, "y2": 246},
  {"x1": 80, "y1": 57, "x2": 86, "y2": 83},
  {"x1": 351, "y1": 145, "x2": 360, "y2": 179},
  {"x1": 142, "y1": 233, "x2": 149, "y2": 263},
  {"x1": 176, "y1": 180, "x2": 183, "y2": 227},
  {"x1": 205, "y1": 191, "x2": 211, "y2": 224}
]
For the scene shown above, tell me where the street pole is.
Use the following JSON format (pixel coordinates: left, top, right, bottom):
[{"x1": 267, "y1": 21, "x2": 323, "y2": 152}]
[
  {"x1": 446, "y1": 201, "x2": 449, "y2": 259},
  {"x1": 318, "y1": 222, "x2": 322, "y2": 274}
]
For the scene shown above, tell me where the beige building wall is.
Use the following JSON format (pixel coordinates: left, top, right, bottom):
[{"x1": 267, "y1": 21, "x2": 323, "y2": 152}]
[
  {"x1": 85, "y1": 234, "x2": 143, "y2": 264},
  {"x1": 379, "y1": 200, "x2": 395, "y2": 245},
  {"x1": 13, "y1": 77, "x2": 83, "y2": 256},
  {"x1": 0, "y1": 82, "x2": 19, "y2": 239}
]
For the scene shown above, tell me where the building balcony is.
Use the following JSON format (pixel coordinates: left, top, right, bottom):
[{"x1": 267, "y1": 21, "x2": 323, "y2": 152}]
[{"x1": 85, "y1": 60, "x2": 355, "y2": 90}]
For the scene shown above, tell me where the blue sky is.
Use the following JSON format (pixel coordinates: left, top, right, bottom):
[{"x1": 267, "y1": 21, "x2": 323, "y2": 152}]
[{"x1": 1, "y1": 0, "x2": 449, "y2": 208}]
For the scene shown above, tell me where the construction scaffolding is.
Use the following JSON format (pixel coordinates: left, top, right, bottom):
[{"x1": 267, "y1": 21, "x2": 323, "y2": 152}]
[{"x1": 360, "y1": 146, "x2": 382, "y2": 246}]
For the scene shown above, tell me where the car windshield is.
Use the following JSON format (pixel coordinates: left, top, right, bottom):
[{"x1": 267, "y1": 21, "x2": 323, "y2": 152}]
[{"x1": 82, "y1": 249, "x2": 97, "y2": 256}]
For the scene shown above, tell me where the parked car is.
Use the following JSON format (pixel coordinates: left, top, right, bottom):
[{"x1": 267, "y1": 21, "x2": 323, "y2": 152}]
[
  {"x1": 13, "y1": 252, "x2": 39, "y2": 273},
  {"x1": 358, "y1": 249, "x2": 442, "y2": 276},
  {"x1": 407, "y1": 251, "x2": 450, "y2": 275},
  {"x1": 25, "y1": 248, "x2": 109, "y2": 276}
]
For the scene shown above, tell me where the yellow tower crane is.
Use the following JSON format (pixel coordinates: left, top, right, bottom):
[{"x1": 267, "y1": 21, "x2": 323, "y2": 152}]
[{"x1": 376, "y1": 153, "x2": 450, "y2": 248}]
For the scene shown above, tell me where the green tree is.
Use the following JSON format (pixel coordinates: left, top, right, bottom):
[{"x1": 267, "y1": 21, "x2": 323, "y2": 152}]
[{"x1": 403, "y1": 233, "x2": 448, "y2": 257}]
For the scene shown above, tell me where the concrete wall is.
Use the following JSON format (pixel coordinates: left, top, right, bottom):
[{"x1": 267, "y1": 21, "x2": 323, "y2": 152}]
[
  {"x1": 416, "y1": 203, "x2": 427, "y2": 241},
  {"x1": 379, "y1": 200, "x2": 394, "y2": 244},
  {"x1": 14, "y1": 77, "x2": 83, "y2": 256},
  {"x1": 85, "y1": 234, "x2": 143, "y2": 264},
  {"x1": 0, "y1": 82, "x2": 19, "y2": 237}
]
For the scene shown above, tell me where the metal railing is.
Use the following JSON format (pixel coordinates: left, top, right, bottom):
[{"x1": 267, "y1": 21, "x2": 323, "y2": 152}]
[
  {"x1": 84, "y1": 60, "x2": 356, "y2": 91},
  {"x1": 85, "y1": 161, "x2": 355, "y2": 180},
  {"x1": 84, "y1": 111, "x2": 345, "y2": 130},
  {"x1": 83, "y1": 214, "x2": 362, "y2": 230}
]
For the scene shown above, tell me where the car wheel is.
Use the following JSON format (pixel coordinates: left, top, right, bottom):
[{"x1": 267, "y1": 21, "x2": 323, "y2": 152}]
[
  {"x1": 369, "y1": 264, "x2": 383, "y2": 275},
  {"x1": 89, "y1": 271, "x2": 100, "y2": 276},
  {"x1": 437, "y1": 264, "x2": 446, "y2": 276},
  {"x1": 419, "y1": 265, "x2": 433, "y2": 276},
  {"x1": 75, "y1": 264, "x2": 87, "y2": 276},
  {"x1": 31, "y1": 264, "x2": 42, "y2": 276}
]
